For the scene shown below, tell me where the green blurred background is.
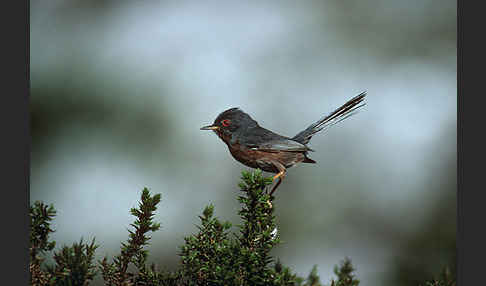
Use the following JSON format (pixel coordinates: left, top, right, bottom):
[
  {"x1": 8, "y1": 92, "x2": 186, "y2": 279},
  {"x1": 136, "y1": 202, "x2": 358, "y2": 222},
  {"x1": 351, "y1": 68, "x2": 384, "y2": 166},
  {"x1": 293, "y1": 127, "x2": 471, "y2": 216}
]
[{"x1": 30, "y1": 1, "x2": 456, "y2": 285}]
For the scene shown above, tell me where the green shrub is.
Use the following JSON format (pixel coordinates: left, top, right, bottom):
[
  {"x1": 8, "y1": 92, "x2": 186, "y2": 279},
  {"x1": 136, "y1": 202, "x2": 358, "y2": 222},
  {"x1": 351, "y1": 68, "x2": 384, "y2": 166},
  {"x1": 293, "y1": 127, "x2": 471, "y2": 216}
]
[{"x1": 29, "y1": 170, "x2": 454, "y2": 286}]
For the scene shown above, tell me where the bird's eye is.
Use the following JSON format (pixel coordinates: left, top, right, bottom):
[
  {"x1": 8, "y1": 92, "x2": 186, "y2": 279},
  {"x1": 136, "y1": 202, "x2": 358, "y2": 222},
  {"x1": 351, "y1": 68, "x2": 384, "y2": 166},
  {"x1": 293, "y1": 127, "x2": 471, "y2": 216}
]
[{"x1": 221, "y1": 119, "x2": 231, "y2": 127}]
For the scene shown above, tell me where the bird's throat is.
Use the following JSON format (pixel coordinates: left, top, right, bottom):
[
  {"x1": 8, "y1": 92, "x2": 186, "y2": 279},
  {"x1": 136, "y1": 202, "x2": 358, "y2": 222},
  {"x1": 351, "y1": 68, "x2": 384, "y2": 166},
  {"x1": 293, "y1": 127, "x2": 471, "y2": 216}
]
[{"x1": 215, "y1": 130, "x2": 233, "y2": 145}]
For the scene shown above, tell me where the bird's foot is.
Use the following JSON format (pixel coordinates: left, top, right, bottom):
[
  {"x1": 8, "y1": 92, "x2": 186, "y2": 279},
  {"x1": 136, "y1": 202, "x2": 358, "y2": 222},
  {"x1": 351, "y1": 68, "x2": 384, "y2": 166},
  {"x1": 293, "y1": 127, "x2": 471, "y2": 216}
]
[{"x1": 272, "y1": 170, "x2": 286, "y2": 181}]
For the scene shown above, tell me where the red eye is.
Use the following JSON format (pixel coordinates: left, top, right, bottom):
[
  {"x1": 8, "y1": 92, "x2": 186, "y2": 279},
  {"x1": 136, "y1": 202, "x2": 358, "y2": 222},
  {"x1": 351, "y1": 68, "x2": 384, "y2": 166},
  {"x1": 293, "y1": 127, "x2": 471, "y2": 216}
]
[{"x1": 221, "y1": 119, "x2": 231, "y2": 127}]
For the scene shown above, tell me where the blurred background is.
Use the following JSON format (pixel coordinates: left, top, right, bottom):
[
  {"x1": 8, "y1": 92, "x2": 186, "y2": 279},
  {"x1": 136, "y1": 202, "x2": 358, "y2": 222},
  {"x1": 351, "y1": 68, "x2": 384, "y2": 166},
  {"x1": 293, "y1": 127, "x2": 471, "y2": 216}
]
[{"x1": 30, "y1": 1, "x2": 456, "y2": 285}]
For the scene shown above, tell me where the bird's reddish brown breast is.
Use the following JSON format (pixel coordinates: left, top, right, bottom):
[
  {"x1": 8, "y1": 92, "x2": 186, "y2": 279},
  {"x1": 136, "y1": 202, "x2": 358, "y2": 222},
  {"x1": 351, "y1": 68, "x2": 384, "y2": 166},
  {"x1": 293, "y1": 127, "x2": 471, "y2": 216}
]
[
  {"x1": 228, "y1": 143, "x2": 262, "y2": 166},
  {"x1": 226, "y1": 141, "x2": 305, "y2": 173}
]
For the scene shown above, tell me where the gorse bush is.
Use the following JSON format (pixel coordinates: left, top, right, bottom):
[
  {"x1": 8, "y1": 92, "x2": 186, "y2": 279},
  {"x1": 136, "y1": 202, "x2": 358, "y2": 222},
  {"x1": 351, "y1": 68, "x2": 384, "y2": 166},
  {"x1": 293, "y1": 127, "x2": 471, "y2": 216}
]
[
  {"x1": 99, "y1": 189, "x2": 162, "y2": 285},
  {"x1": 30, "y1": 201, "x2": 57, "y2": 285},
  {"x1": 178, "y1": 171, "x2": 297, "y2": 285},
  {"x1": 29, "y1": 170, "x2": 454, "y2": 286}
]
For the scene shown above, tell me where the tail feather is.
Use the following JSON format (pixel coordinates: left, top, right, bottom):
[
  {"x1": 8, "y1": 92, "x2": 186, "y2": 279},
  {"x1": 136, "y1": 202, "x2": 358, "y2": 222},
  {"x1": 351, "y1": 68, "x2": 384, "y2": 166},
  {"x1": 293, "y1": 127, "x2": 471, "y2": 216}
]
[
  {"x1": 292, "y1": 91, "x2": 366, "y2": 144},
  {"x1": 303, "y1": 155, "x2": 316, "y2": 164}
]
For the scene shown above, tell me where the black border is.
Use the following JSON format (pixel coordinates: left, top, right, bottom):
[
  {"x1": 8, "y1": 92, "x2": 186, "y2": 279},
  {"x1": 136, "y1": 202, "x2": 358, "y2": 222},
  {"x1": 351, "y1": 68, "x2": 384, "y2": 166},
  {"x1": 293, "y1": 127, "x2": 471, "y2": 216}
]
[
  {"x1": 3, "y1": 0, "x2": 29, "y2": 282},
  {"x1": 458, "y1": 1, "x2": 485, "y2": 285}
]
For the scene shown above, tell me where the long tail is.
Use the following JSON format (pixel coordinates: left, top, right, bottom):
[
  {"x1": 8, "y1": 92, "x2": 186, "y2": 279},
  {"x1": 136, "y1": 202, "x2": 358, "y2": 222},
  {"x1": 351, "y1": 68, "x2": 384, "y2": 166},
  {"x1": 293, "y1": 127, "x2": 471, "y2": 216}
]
[{"x1": 292, "y1": 91, "x2": 366, "y2": 145}]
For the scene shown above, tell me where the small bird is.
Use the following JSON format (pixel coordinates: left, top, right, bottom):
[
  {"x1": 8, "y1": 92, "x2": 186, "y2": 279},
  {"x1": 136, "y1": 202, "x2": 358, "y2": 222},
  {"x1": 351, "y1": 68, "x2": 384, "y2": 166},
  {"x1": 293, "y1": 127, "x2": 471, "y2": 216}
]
[{"x1": 201, "y1": 91, "x2": 366, "y2": 195}]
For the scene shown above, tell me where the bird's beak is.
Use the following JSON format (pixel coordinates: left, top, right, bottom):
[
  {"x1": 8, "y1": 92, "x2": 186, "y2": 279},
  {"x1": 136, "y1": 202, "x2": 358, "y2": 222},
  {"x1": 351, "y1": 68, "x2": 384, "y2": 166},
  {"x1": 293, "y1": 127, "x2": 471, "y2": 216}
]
[{"x1": 200, "y1": 125, "x2": 220, "y2": 131}]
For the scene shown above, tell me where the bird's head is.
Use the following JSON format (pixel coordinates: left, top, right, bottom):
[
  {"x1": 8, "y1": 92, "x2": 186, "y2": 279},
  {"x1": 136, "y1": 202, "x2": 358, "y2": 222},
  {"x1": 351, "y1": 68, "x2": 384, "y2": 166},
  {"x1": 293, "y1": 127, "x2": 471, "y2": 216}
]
[{"x1": 200, "y1": 107, "x2": 258, "y2": 141}]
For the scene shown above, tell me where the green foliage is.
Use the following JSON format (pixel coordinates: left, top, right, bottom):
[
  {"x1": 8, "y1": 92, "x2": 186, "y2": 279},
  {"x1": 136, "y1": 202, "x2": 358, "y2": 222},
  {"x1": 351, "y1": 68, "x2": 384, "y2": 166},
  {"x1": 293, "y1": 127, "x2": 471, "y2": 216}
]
[
  {"x1": 29, "y1": 170, "x2": 455, "y2": 286},
  {"x1": 47, "y1": 238, "x2": 99, "y2": 285},
  {"x1": 30, "y1": 201, "x2": 57, "y2": 262},
  {"x1": 330, "y1": 258, "x2": 360, "y2": 286},
  {"x1": 419, "y1": 267, "x2": 456, "y2": 286},
  {"x1": 178, "y1": 203, "x2": 233, "y2": 284},
  {"x1": 305, "y1": 265, "x2": 320, "y2": 286},
  {"x1": 30, "y1": 201, "x2": 100, "y2": 286},
  {"x1": 99, "y1": 188, "x2": 163, "y2": 285},
  {"x1": 30, "y1": 201, "x2": 56, "y2": 285},
  {"x1": 178, "y1": 169, "x2": 300, "y2": 285}
]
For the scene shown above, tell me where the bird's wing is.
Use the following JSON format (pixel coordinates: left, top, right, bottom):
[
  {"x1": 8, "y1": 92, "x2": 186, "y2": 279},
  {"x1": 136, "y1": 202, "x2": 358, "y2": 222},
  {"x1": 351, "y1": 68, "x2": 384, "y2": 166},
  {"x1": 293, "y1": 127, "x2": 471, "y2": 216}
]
[
  {"x1": 238, "y1": 125, "x2": 312, "y2": 152},
  {"x1": 253, "y1": 139, "x2": 312, "y2": 153}
]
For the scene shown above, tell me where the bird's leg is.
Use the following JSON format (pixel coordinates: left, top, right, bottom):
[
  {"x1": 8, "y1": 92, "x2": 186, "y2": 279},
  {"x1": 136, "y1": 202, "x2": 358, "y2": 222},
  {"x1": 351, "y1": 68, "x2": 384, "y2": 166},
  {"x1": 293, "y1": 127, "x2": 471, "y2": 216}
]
[
  {"x1": 272, "y1": 170, "x2": 286, "y2": 181},
  {"x1": 269, "y1": 177, "x2": 283, "y2": 197},
  {"x1": 271, "y1": 161, "x2": 287, "y2": 182},
  {"x1": 268, "y1": 161, "x2": 286, "y2": 198}
]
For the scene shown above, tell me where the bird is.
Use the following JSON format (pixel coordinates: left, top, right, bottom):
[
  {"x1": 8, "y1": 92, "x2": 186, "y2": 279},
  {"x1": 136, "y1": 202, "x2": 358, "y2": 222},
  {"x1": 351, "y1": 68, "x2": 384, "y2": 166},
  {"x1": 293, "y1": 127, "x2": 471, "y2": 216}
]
[{"x1": 200, "y1": 91, "x2": 366, "y2": 196}]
